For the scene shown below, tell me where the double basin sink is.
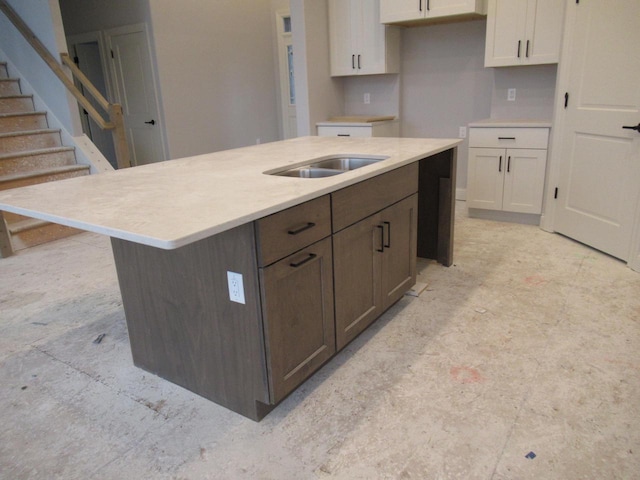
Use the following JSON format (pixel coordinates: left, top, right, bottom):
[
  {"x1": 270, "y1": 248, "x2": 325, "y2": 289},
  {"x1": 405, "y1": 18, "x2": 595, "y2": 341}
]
[{"x1": 267, "y1": 155, "x2": 389, "y2": 178}]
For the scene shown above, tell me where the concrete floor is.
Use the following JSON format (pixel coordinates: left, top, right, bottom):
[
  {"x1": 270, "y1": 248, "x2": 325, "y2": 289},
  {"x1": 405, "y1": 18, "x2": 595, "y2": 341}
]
[{"x1": 1, "y1": 201, "x2": 639, "y2": 479}]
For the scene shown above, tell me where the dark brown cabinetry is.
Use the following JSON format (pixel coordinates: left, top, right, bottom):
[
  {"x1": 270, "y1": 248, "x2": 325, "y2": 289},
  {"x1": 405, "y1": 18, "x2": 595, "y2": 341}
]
[{"x1": 332, "y1": 163, "x2": 418, "y2": 349}]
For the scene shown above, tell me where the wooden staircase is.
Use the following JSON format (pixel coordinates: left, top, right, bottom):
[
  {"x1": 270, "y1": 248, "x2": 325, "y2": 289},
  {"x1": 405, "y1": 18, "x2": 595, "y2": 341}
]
[{"x1": 0, "y1": 61, "x2": 89, "y2": 254}]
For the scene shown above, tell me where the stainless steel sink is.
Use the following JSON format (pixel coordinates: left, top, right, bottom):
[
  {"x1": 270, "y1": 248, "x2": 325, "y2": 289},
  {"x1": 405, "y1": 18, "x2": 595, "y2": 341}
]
[
  {"x1": 309, "y1": 157, "x2": 383, "y2": 171},
  {"x1": 267, "y1": 155, "x2": 389, "y2": 178},
  {"x1": 276, "y1": 167, "x2": 343, "y2": 178}
]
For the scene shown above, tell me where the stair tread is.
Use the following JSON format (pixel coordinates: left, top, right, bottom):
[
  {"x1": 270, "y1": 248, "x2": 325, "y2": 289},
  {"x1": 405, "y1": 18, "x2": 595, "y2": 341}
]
[
  {"x1": 7, "y1": 217, "x2": 50, "y2": 234},
  {"x1": 0, "y1": 146, "x2": 75, "y2": 161},
  {"x1": 0, "y1": 128, "x2": 61, "y2": 139},
  {"x1": 0, "y1": 164, "x2": 89, "y2": 183},
  {"x1": 0, "y1": 111, "x2": 47, "y2": 118},
  {"x1": 0, "y1": 94, "x2": 32, "y2": 99}
]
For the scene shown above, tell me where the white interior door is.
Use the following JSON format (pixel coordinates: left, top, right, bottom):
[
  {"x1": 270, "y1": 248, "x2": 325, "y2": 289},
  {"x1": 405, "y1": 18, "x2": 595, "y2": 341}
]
[
  {"x1": 553, "y1": 0, "x2": 640, "y2": 261},
  {"x1": 107, "y1": 24, "x2": 165, "y2": 166},
  {"x1": 276, "y1": 11, "x2": 297, "y2": 139}
]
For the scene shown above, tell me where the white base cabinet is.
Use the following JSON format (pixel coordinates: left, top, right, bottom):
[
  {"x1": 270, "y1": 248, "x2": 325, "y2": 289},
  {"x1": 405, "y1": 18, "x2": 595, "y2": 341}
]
[{"x1": 467, "y1": 127, "x2": 549, "y2": 215}]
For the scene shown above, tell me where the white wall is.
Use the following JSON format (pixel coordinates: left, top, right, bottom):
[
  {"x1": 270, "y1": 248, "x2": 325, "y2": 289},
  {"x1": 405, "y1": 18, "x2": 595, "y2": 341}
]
[
  {"x1": 291, "y1": 0, "x2": 343, "y2": 136},
  {"x1": 0, "y1": 0, "x2": 81, "y2": 134},
  {"x1": 58, "y1": 0, "x2": 149, "y2": 33}
]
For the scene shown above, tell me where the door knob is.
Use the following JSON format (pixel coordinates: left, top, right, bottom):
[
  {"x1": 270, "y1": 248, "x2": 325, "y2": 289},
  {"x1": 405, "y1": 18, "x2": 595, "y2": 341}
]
[
  {"x1": 622, "y1": 123, "x2": 640, "y2": 132},
  {"x1": 145, "y1": 119, "x2": 156, "y2": 125}
]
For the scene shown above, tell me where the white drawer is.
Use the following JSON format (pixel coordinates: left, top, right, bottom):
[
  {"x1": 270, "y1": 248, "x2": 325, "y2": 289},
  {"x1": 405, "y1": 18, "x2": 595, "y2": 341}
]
[
  {"x1": 469, "y1": 127, "x2": 549, "y2": 149},
  {"x1": 317, "y1": 125, "x2": 373, "y2": 137}
]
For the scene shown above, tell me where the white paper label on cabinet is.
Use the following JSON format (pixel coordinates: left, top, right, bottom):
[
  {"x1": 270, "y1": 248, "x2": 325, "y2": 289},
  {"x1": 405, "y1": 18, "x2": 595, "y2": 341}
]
[{"x1": 227, "y1": 271, "x2": 246, "y2": 304}]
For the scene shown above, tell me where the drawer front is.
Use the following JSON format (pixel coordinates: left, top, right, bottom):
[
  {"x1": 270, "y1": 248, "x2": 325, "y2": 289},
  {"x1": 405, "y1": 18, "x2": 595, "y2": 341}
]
[
  {"x1": 317, "y1": 125, "x2": 373, "y2": 137},
  {"x1": 256, "y1": 195, "x2": 331, "y2": 266},
  {"x1": 332, "y1": 163, "x2": 419, "y2": 232},
  {"x1": 469, "y1": 127, "x2": 549, "y2": 149}
]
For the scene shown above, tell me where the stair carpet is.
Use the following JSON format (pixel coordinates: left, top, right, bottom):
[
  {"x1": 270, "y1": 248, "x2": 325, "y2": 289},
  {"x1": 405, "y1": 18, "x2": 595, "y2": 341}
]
[{"x1": 0, "y1": 61, "x2": 89, "y2": 254}]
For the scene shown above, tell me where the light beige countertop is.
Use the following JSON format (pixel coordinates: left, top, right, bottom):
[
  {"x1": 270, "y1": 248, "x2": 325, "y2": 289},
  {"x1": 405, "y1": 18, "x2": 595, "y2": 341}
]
[
  {"x1": 0, "y1": 136, "x2": 460, "y2": 249},
  {"x1": 469, "y1": 119, "x2": 552, "y2": 128}
]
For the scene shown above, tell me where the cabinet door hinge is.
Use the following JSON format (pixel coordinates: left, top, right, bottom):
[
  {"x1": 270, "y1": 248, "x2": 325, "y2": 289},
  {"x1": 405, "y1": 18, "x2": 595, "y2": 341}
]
[
  {"x1": 564, "y1": 92, "x2": 569, "y2": 108},
  {"x1": 554, "y1": 187, "x2": 559, "y2": 199}
]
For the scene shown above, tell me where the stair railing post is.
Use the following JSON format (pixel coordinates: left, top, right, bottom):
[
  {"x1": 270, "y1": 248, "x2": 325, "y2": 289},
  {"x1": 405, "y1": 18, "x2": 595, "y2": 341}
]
[
  {"x1": 108, "y1": 104, "x2": 132, "y2": 169},
  {"x1": 0, "y1": 211, "x2": 13, "y2": 258}
]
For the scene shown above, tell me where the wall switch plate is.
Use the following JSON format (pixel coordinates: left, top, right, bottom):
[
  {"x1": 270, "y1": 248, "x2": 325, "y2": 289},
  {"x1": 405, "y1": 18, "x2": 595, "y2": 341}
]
[
  {"x1": 227, "y1": 271, "x2": 245, "y2": 304},
  {"x1": 459, "y1": 126, "x2": 467, "y2": 138},
  {"x1": 508, "y1": 88, "x2": 516, "y2": 101},
  {"x1": 364, "y1": 93, "x2": 371, "y2": 104}
]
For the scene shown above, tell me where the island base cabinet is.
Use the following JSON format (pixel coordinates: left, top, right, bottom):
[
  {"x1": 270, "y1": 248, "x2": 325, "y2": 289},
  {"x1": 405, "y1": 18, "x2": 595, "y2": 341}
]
[
  {"x1": 111, "y1": 224, "x2": 272, "y2": 421},
  {"x1": 259, "y1": 237, "x2": 335, "y2": 404},
  {"x1": 334, "y1": 194, "x2": 418, "y2": 350}
]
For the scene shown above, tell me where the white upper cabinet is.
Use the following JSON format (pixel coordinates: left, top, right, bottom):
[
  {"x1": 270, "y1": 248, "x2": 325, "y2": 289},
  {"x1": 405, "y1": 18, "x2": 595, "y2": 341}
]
[
  {"x1": 484, "y1": 0, "x2": 564, "y2": 67},
  {"x1": 380, "y1": 0, "x2": 487, "y2": 25},
  {"x1": 329, "y1": 0, "x2": 400, "y2": 77}
]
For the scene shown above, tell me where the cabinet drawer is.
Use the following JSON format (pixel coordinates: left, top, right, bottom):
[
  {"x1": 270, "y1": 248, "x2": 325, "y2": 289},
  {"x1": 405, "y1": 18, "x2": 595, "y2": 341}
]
[
  {"x1": 256, "y1": 195, "x2": 331, "y2": 266},
  {"x1": 332, "y1": 163, "x2": 419, "y2": 232},
  {"x1": 317, "y1": 125, "x2": 373, "y2": 137},
  {"x1": 469, "y1": 127, "x2": 549, "y2": 149}
]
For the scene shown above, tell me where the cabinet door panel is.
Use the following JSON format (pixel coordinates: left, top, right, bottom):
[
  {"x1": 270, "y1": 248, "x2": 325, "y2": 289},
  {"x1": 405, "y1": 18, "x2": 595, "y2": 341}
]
[
  {"x1": 328, "y1": 0, "x2": 357, "y2": 76},
  {"x1": 502, "y1": 148, "x2": 547, "y2": 214},
  {"x1": 485, "y1": 0, "x2": 528, "y2": 67},
  {"x1": 381, "y1": 195, "x2": 418, "y2": 309},
  {"x1": 526, "y1": 0, "x2": 563, "y2": 64},
  {"x1": 467, "y1": 148, "x2": 505, "y2": 210},
  {"x1": 380, "y1": 0, "x2": 424, "y2": 23},
  {"x1": 359, "y1": 0, "x2": 388, "y2": 74},
  {"x1": 261, "y1": 238, "x2": 335, "y2": 403},
  {"x1": 333, "y1": 214, "x2": 383, "y2": 350}
]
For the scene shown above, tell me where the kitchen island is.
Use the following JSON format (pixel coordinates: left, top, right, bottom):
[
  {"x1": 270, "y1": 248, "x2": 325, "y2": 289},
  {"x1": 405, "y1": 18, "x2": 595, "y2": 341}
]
[{"x1": 0, "y1": 136, "x2": 459, "y2": 420}]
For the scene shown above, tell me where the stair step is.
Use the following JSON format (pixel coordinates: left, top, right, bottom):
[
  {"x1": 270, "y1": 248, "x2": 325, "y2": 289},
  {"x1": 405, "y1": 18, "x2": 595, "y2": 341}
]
[
  {"x1": 7, "y1": 217, "x2": 81, "y2": 251},
  {"x1": 0, "y1": 62, "x2": 8, "y2": 79},
  {"x1": 0, "y1": 95, "x2": 34, "y2": 114},
  {"x1": 0, "y1": 129, "x2": 62, "y2": 154},
  {"x1": 0, "y1": 78, "x2": 21, "y2": 96},
  {"x1": 0, "y1": 111, "x2": 48, "y2": 133},
  {"x1": 0, "y1": 147, "x2": 76, "y2": 175},
  {"x1": 0, "y1": 164, "x2": 90, "y2": 191}
]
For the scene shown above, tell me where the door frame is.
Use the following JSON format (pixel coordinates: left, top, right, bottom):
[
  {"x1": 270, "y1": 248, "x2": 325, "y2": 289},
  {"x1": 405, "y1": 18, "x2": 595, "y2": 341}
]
[
  {"x1": 104, "y1": 22, "x2": 168, "y2": 163},
  {"x1": 541, "y1": 0, "x2": 640, "y2": 272}
]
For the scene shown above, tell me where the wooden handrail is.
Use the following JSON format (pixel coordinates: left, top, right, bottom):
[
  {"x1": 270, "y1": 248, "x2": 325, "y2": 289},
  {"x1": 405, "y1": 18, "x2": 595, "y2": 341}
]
[{"x1": 0, "y1": 0, "x2": 131, "y2": 169}]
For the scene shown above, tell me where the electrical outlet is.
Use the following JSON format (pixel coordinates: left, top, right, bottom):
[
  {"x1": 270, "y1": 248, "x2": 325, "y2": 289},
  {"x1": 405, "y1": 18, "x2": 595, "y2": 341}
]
[
  {"x1": 227, "y1": 271, "x2": 245, "y2": 304},
  {"x1": 508, "y1": 88, "x2": 516, "y2": 101},
  {"x1": 364, "y1": 93, "x2": 371, "y2": 104},
  {"x1": 459, "y1": 126, "x2": 467, "y2": 138}
]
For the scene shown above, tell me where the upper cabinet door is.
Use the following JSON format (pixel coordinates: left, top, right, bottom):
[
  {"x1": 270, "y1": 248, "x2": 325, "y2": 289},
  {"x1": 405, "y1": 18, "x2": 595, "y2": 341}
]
[
  {"x1": 485, "y1": 0, "x2": 564, "y2": 67},
  {"x1": 380, "y1": 0, "x2": 424, "y2": 23},
  {"x1": 329, "y1": 0, "x2": 400, "y2": 77},
  {"x1": 525, "y1": 0, "x2": 565, "y2": 65},
  {"x1": 381, "y1": 0, "x2": 486, "y2": 24}
]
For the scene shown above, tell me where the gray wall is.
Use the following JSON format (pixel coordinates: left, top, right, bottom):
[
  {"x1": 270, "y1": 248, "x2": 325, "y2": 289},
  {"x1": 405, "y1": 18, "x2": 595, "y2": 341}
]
[{"x1": 340, "y1": 19, "x2": 557, "y2": 192}]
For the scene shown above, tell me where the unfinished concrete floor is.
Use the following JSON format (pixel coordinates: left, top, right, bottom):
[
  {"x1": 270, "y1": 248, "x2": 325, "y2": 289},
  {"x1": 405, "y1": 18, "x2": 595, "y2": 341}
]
[{"x1": 1, "y1": 201, "x2": 639, "y2": 479}]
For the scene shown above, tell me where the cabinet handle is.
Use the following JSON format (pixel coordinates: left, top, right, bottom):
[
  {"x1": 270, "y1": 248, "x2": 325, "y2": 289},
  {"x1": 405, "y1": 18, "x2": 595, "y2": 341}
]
[
  {"x1": 337, "y1": 134, "x2": 351, "y2": 137},
  {"x1": 357, "y1": 54, "x2": 361, "y2": 69},
  {"x1": 498, "y1": 137, "x2": 516, "y2": 140},
  {"x1": 499, "y1": 155, "x2": 502, "y2": 172},
  {"x1": 352, "y1": 54, "x2": 355, "y2": 69},
  {"x1": 377, "y1": 225, "x2": 385, "y2": 253},
  {"x1": 287, "y1": 222, "x2": 316, "y2": 235},
  {"x1": 290, "y1": 253, "x2": 317, "y2": 268},
  {"x1": 507, "y1": 156, "x2": 511, "y2": 173},
  {"x1": 383, "y1": 221, "x2": 391, "y2": 248},
  {"x1": 517, "y1": 40, "x2": 521, "y2": 58},
  {"x1": 419, "y1": 0, "x2": 422, "y2": 12},
  {"x1": 427, "y1": 0, "x2": 430, "y2": 11},
  {"x1": 526, "y1": 40, "x2": 530, "y2": 58}
]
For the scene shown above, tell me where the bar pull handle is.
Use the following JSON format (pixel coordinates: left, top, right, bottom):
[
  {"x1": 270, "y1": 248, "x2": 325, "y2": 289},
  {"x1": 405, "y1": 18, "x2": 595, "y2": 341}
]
[
  {"x1": 352, "y1": 54, "x2": 355, "y2": 69},
  {"x1": 288, "y1": 222, "x2": 315, "y2": 235},
  {"x1": 357, "y1": 54, "x2": 361, "y2": 69},
  {"x1": 419, "y1": 0, "x2": 422, "y2": 12},
  {"x1": 499, "y1": 156, "x2": 502, "y2": 172},
  {"x1": 622, "y1": 123, "x2": 640, "y2": 132},
  {"x1": 377, "y1": 225, "x2": 385, "y2": 253},
  {"x1": 507, "y1": 156, "x2": 511, "y2": 173},
  {"x1": 337, "y1": 134, "x2": 351, "y2": 137},
  {"x1": 526, "y1": 40, "x2": 530, "y2": 58},
  {"x1": 498, "y1": 136, "x2": 516, "y2": 140},
  {"x1": 290, "y1": 253, "x2": 317, "y2": 268},
  {"x1": 383, "y1": 221, "x2": 391, "y2": 248},
  {"x1": 517, "y1": 40, "x2": 521, "y2": 58}
]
